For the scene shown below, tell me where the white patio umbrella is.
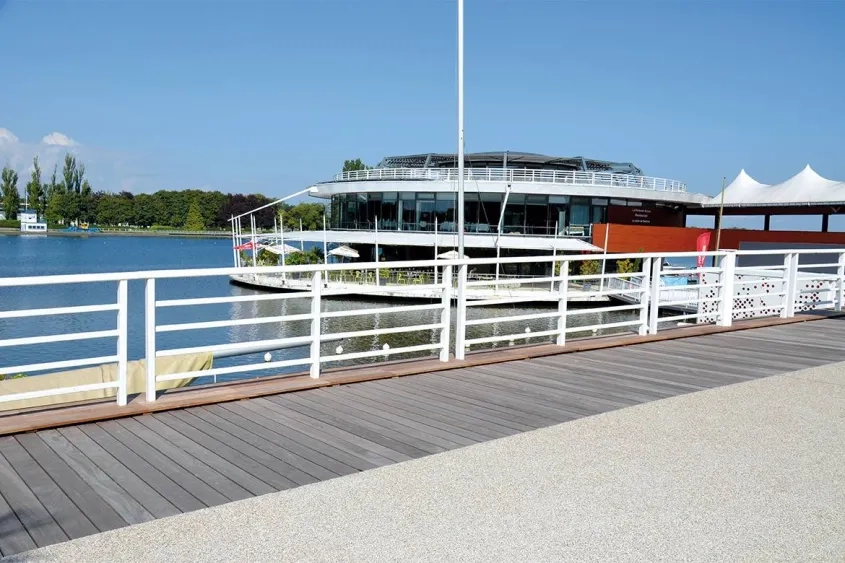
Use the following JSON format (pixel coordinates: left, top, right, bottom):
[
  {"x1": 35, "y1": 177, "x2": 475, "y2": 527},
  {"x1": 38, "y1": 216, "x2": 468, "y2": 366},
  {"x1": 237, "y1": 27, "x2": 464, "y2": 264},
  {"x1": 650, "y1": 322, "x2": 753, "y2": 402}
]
[
  {"x1": 328, "y1": 245, "x2": 360, "y2": 259},
  {"x1": 260, "y1": 243, "x2": 302, "y2": 255},
  {"x1": 436, "y1": 249, "x2": 469, "y2": 260}
]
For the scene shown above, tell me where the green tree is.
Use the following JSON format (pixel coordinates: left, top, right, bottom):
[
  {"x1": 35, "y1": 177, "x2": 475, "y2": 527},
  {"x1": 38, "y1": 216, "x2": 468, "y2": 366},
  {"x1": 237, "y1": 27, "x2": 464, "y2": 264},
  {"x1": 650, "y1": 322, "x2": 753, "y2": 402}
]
[
  {"x1": 579, "y1": 260, "x2": 601, "y2": 277},
  {"x1": 44, "y1": 164, "x2": 64, "y2": 224},
  {"x1": 0, "y1": 166, "x2": 20, "y2": 220},
  {"x1": 25, "y1": 156, "x2": 46, "y2": 217},
  {"x1": 60, "y1": 153, "x2": 80, "y2": 222},
  {"x1": 342, "y1": 158, "x2": 370, "y2": 172},
  {"x1": 183, "y1": 198, "x2": 205, "y2": 230}
]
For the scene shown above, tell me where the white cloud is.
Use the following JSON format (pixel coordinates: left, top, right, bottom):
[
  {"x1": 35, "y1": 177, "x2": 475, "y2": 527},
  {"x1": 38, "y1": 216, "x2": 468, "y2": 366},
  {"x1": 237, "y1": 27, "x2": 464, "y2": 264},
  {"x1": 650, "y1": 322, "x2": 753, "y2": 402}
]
[
  {"x1": 0, "y1": 128, "x2": 19, "y2": 145},
  {"x1": 41, "y1": 132, "x2": 79, "y2": 147},
  {"x1": 0, "y1": 127, "x2": 151, "y2": 191}
]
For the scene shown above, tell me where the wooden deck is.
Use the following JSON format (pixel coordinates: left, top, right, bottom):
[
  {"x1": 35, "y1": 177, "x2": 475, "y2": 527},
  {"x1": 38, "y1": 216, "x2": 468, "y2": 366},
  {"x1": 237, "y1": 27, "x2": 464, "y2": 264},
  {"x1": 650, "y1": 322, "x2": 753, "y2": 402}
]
[{"x1": 0, "y1": 317, "x2": 844, "y2": 557}]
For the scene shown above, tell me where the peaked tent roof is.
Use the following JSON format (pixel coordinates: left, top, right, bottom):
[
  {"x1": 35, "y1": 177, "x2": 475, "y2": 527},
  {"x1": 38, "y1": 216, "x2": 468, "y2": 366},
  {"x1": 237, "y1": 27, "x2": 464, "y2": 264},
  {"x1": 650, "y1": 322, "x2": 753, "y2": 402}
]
[
  {"x1": 708, "y1": 165, "x2": 845, "y2": 207},
  {"x1": 717, "y1": 169, "x2": 771, "y2": 205}
]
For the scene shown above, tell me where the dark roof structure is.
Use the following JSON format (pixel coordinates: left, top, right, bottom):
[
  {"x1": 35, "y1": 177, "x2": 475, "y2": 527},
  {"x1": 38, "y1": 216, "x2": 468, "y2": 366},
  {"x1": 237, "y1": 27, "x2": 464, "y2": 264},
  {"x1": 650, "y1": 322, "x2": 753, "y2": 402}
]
[{"x1": 377, "y1": 152, "x2": 643, "y2": 175}]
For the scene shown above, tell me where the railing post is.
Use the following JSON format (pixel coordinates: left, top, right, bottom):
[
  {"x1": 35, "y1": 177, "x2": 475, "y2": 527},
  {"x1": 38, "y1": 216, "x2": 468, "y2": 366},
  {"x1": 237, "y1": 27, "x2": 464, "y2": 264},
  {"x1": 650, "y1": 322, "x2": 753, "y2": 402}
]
[
  {"x1": 648, "y1": 257, "x2": 662, "y2": 334},
  {"x1": 836, "y1": 252, "x2": 845, "y2": 312},
  {"x1": 439, "y1": 265, "x2": 453, "y2": 362},
  {"x1": 718, "y1": 251, "x2": 736, "y2": 327},
  {"x1": 454, "y1": 264, "x2": 468, "y2": 360},
  {"x1": 116, "y1": 279, "x2": 128, "y2": 406},
  {"x1": 638, "y1": 257, "x2": 652, "y2": 336},
  {"x1": 556, "y1": 260, "x2": 569, "y2": 346},
  {"x1": 782, "y1": 252, "x2": 798, "y2": 318},
  {"x1": 310, "y1": 270, "x2": 322, "y2": 378},
  {"x1": 145, "y1": 278, "x2": 157, "y2": 402}
]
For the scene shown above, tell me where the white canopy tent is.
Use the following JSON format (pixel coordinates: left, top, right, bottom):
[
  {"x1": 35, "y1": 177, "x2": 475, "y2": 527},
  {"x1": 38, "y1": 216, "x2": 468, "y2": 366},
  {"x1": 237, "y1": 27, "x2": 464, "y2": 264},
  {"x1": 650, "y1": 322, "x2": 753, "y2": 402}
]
[{"x1": 712, "y1": 165, "x2": 845, "y2": 207}]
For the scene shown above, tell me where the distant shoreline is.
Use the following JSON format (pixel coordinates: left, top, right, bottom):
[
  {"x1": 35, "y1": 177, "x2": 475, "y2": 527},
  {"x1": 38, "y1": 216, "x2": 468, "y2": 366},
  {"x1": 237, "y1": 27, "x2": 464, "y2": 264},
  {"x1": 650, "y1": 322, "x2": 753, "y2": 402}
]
[{"x1": 0, "y1": 228, "x2": 233, "y2": 239}]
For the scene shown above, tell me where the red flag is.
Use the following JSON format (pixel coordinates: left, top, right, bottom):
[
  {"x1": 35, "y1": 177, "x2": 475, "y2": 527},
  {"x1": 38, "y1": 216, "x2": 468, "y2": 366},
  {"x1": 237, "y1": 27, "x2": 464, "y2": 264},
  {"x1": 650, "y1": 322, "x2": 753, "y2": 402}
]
[{"x1": 695, "y1": 232, "x2": 711, "y2": 268}]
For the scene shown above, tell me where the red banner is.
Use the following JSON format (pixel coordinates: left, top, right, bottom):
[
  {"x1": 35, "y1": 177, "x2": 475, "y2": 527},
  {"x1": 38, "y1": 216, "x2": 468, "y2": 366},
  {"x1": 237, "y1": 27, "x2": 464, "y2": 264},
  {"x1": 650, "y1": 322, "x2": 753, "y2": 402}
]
[
  {"x1": 695, "y1": 232, "x2": 712, "y2": 268},
  {"x1": 234, "y1": 241, "x2": 259, "y2": 251}
]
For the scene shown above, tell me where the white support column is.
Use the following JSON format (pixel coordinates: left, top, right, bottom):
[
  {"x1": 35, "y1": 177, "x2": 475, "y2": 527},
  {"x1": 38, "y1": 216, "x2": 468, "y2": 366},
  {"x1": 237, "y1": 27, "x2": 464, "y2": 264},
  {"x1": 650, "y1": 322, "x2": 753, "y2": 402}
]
[
  {"x1": 439, "y1": 265, "x2": 453, "y2": 362},
  {"x1": 434, "y1": 217, "x2": 439, "y2": 285},
  {"x1": 648, "y1": 257, "x2": 662, "y2": 334},
  {"x1": 280, "y1": 214, "x2": 287, "y2": 282},
  {"x1": 556, "y1": 260, "x2": 569, "y2": 346},
  {"x1": 836, "y1": 251, "x2": 845, "y2": 312},
  {"x1": 309, "y1": 271, "x2": 322, "y2": 379},
  {"x1": 116, "y1": 279, "x2": 128, "y2": 406},
  {"x1": 145, "y1": 279, "x2": 157, "y2": 402},
  {"x1": 638, "y1": 256, "x2": 652, "y2": 336},
  {"x1": 299, "y1": 218, "x2": 304, "y2": 252},
  {"x1": 550, "y1": 221, "x2": 558, "y2": 292},
  {"x1": 718, "y1": 251, "x2": 736, "y2": 326},
  {"x1": 230, "y1": 215, "x2": 237, "y2": 267},
  {"x1": 323, "y1": 214, "x2": 329, "y2": 284},
  {"x1": 250, "y1": 215, "x2": 257, "y2": 269},
  {"x1": 375, "y1": 215, "x2": 380, "y2": 286},
  {"x1": 782, "y1": 252, "x2": 799, "y2": 318},
  {"x1": 454, "y1": 263, "x2": 468, "y2": 360}
]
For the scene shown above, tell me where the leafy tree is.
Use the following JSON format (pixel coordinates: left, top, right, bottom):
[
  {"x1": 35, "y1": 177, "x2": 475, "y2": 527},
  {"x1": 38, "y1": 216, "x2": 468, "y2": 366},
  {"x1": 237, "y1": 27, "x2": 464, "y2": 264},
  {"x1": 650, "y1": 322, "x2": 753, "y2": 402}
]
[
  {"x1": 616, "y1": 258, "x2": 639, "y2": 274},
  {"x1": 283, "y1": 247, "x2": 324, "y2": 265},
  {"x1": 25, "y1": 156, "x2": 46, "y2": 216},
  {"x1": 579, "y1": 260, "x2": 601, "y2": 277},
  {"x1": 0, "y1": 166, "x2": 20, "y2": 220},
  {"x1": 342, "y1": 159, "x2": 370, "y2": 172},
  {"x1": 44, "y1": 164, "x2": 64, "y2": 224},
  {"x1": 183, "y1": 198, "x2": 205, "y2": 230}
]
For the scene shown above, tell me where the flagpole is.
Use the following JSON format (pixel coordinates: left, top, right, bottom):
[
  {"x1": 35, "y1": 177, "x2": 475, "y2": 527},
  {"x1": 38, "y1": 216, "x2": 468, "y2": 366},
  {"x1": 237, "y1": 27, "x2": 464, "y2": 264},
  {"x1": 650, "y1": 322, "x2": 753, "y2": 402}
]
[
  {"x1": 712, "y1": 176, "x2": 727, "y2": 267},
  {"x1": 456, "y1": 0, "x2": 465, "y2": 257}
]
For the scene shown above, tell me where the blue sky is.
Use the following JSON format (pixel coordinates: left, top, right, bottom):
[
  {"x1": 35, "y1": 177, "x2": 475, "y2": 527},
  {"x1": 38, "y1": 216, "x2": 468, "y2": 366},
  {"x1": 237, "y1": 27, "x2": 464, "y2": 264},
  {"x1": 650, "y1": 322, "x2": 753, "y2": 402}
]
[{"x1": 1, "y1": 0, "x2": 843, "y2": 227}]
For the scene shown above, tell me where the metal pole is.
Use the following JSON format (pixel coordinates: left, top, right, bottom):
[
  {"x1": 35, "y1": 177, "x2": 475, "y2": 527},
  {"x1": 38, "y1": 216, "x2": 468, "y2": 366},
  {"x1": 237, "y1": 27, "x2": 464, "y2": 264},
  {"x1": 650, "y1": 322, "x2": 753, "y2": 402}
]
[
  {"x1": 250, "y1": 215, "x2": 257, "y2": 269},
  {"x1": 375, "y1": 215, "x2": 380, "y2": 286},
  {"x1": 551, "y1": 221, "x2": 558, "y2": 291},
  {"x1": 299, "y1": 218, "x2": 304, "y2": 252},
  {"x1": 600, "y1": 223, "x2": 610, "y2": 294},
  {"x1": 434, "y1": 216, "x2": 439, "y2": 285},
  {"x1": 323, "y1": 214, "x2": 329, "y2": 283},
  {"x1": 713, "y1": 176, "x2": 726, "y2": 267},
  {"x1": 280, "y1": 212, "x2": 287, "y2": 282},
  {"x1": 457, "y1": 0, "x2": 465, "y2": 257},
  {"x1": 230, "y1": 215, "x2": 237, "y2": 267}
]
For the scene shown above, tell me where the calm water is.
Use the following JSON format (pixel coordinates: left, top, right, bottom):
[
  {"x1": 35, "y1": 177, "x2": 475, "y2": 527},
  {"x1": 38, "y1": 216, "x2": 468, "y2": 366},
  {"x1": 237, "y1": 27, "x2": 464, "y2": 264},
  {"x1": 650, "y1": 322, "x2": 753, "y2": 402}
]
[{"x1": 0, "y1": 235, "x2": 648, "y2": 383}]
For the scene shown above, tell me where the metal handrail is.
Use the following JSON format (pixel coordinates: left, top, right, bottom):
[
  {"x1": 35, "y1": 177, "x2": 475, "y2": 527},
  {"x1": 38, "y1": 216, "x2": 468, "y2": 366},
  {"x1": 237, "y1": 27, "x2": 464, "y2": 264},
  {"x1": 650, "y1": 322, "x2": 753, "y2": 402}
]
[{"x1": 330, "y1": 167, "x2": 687, "y2": 193}]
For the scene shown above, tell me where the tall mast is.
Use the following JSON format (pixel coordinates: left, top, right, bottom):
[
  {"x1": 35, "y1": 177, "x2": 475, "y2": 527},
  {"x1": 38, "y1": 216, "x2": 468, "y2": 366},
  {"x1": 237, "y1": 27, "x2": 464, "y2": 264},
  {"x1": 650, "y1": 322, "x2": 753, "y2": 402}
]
[{"x1": 457, "y1": 0, "x2": 465, "y2": 256}]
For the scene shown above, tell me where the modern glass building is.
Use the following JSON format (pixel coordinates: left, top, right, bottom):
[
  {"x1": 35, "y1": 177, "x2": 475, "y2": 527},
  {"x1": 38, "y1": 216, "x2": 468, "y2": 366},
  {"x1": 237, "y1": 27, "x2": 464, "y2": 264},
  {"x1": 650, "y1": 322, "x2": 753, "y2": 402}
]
[{"x1": 307, "y1": 152, "x2": 709, "y2": 256}]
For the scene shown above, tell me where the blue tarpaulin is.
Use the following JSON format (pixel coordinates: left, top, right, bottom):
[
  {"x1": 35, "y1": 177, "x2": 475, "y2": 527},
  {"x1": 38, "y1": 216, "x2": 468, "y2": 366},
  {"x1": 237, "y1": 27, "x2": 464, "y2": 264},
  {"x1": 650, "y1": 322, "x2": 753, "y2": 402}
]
[{"x1": 661, "y1": 276, "x2": 688, "y2": 286}]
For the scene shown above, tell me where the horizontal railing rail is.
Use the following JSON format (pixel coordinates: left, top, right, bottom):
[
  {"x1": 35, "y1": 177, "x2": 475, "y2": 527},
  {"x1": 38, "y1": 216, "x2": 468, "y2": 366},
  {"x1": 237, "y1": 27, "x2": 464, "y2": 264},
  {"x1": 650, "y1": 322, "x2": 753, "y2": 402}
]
[
  {"x1": 329, "y1": 167, "x2": 687, "y2": 193},
  {"x1": 1, "y1": 248, "x2": 843, "y2": 412}
]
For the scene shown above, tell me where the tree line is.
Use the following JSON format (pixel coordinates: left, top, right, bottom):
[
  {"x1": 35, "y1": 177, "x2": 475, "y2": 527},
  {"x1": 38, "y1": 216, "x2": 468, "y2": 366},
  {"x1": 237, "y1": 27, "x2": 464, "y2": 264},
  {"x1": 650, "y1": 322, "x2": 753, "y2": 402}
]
[{"x1": 1, "y1": 154, "x2": 333, "y2": 231}]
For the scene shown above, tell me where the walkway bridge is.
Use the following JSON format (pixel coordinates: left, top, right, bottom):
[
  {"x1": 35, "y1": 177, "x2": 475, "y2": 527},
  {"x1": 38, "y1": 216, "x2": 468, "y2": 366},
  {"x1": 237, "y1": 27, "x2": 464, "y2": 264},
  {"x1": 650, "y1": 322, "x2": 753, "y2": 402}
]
[{"x1": 0, "y1": 248, "x2": 843, "y2": 557}]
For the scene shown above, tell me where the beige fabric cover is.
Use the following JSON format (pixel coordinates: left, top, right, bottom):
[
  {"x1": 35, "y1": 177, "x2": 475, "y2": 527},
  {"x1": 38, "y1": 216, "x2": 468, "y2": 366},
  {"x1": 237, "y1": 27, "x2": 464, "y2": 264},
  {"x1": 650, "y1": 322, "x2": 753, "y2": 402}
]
[{"x1": 0, "y1": 353, "x2": 212, "y2": 412}]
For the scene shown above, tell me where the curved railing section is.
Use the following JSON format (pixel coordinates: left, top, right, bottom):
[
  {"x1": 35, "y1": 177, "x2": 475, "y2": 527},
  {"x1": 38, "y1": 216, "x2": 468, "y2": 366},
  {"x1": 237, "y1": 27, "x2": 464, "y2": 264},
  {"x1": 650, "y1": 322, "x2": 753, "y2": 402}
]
[{"x1": 331, "y1": 167, "x2": 687, "y2": 193}]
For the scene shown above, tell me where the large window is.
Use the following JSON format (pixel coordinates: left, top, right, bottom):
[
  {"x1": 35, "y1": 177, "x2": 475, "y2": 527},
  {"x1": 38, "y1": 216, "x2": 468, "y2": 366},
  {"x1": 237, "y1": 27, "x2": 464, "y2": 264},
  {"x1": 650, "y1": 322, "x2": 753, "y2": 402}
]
[{"x1": 329, "y1": 191, "x2": 650, "y2": 235}]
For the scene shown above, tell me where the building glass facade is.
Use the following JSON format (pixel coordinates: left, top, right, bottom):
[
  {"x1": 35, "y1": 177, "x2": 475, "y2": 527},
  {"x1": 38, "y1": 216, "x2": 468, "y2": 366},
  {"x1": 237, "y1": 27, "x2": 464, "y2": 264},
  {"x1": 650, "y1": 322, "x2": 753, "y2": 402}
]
[{"x1": 328, "y1": 192, "x2": 659, "y2": 236}]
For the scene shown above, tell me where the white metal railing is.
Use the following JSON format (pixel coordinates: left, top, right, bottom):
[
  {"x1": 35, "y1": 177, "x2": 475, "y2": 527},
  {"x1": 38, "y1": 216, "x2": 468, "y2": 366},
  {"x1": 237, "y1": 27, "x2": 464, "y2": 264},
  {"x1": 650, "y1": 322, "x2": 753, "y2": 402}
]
[
  {"x1": 331, "y1": 167, "x2": 687, "y2": 193},
  {"x1": 0, "y1": 248, "x2": 843, "y2": 410},
  {"x1": 0, "y1": 278, "x2": 129, "y2": 407}
]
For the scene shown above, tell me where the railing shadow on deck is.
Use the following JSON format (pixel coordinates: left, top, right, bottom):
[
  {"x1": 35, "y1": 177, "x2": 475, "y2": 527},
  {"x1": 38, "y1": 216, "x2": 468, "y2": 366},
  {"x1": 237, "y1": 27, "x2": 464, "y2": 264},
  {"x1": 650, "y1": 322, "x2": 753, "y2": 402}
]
[{"x1": 0, "y1": 248, "x2": 843, "y2": 425}]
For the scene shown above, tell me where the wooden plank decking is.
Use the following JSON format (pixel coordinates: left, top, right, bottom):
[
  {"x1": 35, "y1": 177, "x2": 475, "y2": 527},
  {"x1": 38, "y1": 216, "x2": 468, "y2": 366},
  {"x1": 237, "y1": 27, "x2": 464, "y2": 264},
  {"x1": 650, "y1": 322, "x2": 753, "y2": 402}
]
[{"x1": 0, "y1": 317, "x2": 843, "y2": 557}]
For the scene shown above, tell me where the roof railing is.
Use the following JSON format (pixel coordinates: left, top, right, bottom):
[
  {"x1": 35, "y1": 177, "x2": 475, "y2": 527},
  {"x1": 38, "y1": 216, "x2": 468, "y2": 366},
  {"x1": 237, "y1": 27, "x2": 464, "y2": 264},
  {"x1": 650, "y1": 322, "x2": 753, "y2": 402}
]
[{"x1": 329, "y1": 168, "x2": 686, "y2": 193}]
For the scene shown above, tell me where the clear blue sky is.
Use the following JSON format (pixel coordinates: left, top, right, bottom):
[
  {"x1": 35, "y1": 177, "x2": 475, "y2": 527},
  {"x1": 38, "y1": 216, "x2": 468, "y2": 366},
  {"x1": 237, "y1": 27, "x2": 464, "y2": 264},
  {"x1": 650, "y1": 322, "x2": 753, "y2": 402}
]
[{"x1": 1, "y1": 0, "x2": 843, "y2": 223}]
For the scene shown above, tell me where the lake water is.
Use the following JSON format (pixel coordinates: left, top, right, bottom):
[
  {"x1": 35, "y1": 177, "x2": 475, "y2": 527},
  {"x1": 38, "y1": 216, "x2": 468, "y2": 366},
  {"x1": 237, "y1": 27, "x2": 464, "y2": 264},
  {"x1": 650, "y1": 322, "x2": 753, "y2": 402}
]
[{"x1": 0, "y1": 235, "x2": 660, "y2": 383}]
